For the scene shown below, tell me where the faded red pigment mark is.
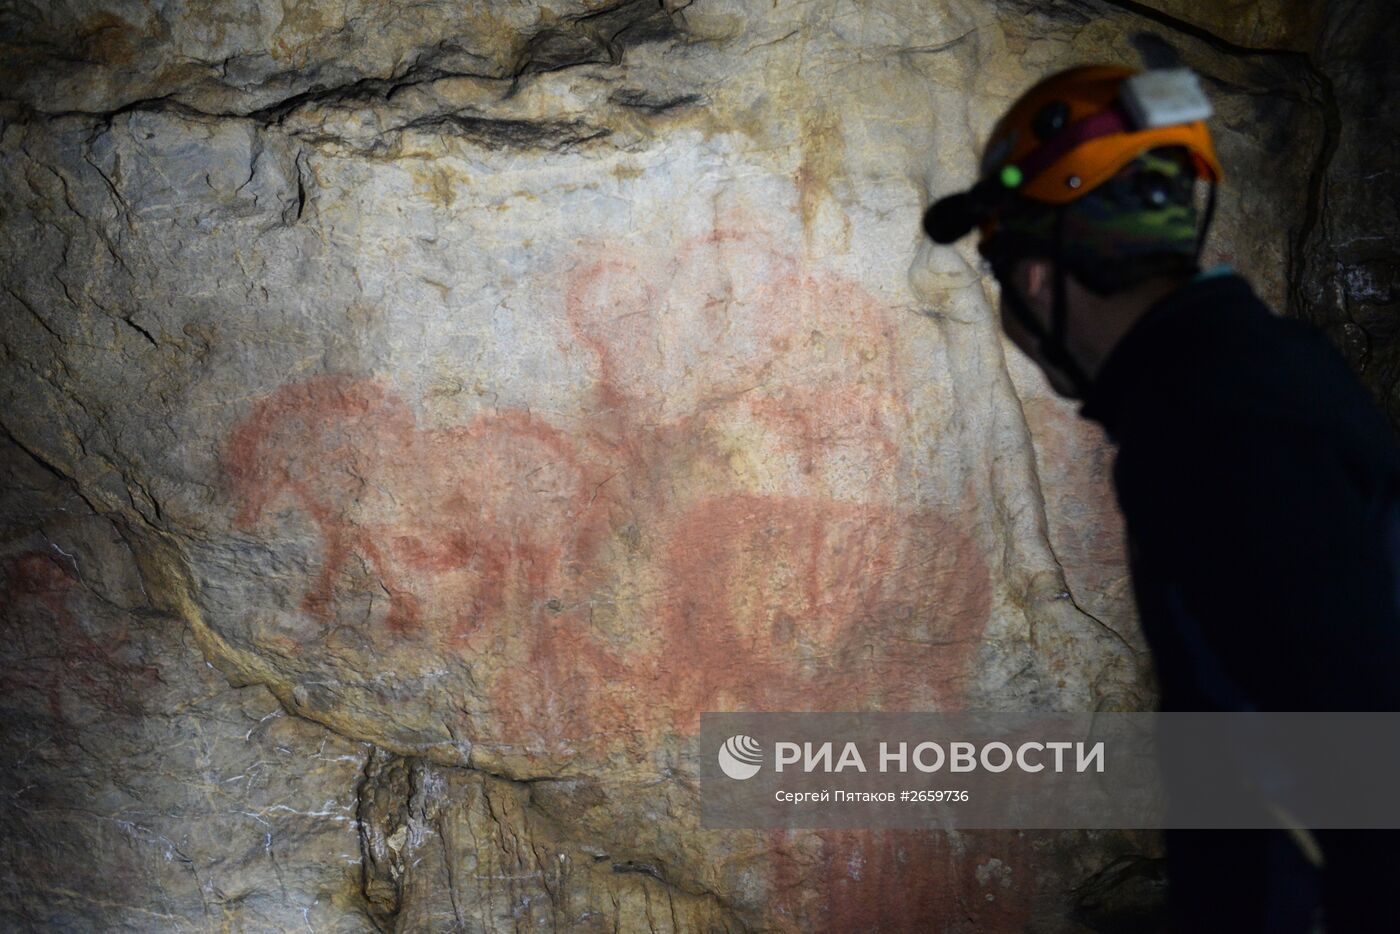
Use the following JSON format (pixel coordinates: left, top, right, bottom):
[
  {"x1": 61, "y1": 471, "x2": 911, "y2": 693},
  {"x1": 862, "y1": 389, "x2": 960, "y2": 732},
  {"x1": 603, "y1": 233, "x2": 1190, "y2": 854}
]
[
  {"x1": 0, "y1": 551, "x2": 161, "y2": 739},
  {"x1": 652, "y1": 495, "x2": 990, "y2": 729},
  {"x1": 766, "y1": 828, "x2": 1036, "y2": 933},
  {"x1": 223, "y1": 376, "x2": 615, "y2": 643},
  {"x1": 562, "y1": 227, "x2": 903, "y2": 487}
]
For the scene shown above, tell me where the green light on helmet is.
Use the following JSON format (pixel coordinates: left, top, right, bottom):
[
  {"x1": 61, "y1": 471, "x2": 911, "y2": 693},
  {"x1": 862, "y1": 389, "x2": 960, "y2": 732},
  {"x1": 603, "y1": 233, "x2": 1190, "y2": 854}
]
[{"x1": 1000, "y1": 164, "x2": 1024, "y2": 189}]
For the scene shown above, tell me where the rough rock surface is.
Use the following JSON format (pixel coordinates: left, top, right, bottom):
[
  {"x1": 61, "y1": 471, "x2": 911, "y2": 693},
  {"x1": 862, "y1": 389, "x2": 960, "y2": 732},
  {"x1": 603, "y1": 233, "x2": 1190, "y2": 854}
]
[
  {"x1": 0, "y1": 1, "x2": 1381, "y2": 931},
  {"x1": 0, "y1": 441, "x2": 371, "y2": 930},
  {"x1": 1294, "y1": 0, "x2": 1400, "y2": 428}
]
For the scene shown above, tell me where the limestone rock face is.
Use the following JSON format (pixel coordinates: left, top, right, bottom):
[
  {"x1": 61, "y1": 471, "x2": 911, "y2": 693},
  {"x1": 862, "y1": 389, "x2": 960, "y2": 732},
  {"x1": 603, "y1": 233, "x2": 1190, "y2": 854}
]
[
  {"x1": 0, "y1": 444, "x2": 371, "y2": 930},
  {"x1": 1295, "y1": 0, "x2": 1400, "y2": 427},
  {"x1": 1131, "y1": 0, "x2": 1324, "y2": 52},
  {"x1": 0, "y1": 1, "x2": 1371, "y2": 930}
]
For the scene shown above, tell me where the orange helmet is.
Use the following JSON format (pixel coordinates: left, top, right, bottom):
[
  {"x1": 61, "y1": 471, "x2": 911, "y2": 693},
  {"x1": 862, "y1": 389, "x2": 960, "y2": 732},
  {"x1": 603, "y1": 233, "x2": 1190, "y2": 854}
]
[
  {"x1": 924, "y1": 64, "x2": 1223, "y2": 248},
  {"x1": 922, "y1": 63, "x2": 1225, "y2": 398}
]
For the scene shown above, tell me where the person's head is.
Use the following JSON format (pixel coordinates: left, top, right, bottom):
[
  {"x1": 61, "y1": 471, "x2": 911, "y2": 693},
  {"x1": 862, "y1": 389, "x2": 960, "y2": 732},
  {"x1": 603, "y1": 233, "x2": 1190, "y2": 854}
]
[{"x1": 924, "y1": 64, "x2": 1224, "y2": 398}]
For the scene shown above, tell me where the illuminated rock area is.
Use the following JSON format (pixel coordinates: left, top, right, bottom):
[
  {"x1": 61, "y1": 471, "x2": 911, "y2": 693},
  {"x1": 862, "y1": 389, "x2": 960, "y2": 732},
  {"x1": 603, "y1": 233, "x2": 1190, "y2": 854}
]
[{"x1": 1, "y1": 1, "x2": 1392, "y2": 930}]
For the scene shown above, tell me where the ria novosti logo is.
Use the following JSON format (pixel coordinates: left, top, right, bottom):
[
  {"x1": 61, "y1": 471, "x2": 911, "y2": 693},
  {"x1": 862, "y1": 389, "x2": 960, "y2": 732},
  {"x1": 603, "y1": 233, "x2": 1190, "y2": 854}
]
[
  {"x1": 718, "y1": 734, "x2": 764, "y2": 780},
  {"x1": 715, "y1": 734, "x2": 1108, "y2": 780}
]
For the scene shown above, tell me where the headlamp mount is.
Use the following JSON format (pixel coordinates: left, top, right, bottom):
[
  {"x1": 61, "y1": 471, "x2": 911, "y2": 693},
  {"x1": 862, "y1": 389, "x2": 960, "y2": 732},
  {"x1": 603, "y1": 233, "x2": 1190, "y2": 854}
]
[{"x1": 921, "y1": 171, "x2": 1021, "y2": 246}]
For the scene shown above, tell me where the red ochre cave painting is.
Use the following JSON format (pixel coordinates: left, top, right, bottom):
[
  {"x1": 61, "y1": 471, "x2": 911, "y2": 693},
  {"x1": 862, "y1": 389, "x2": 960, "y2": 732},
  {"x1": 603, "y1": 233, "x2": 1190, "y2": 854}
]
[
  {"x1": 0, "y1": 551, "x2": 161, "y2": 740},
  {"x1": 221, "y1": 222, "x2": 1030, "y2": 929},
  {"x1": 226, "y1": 382, "x2": 609, "y2": 643},
  {"x1": 224, "y1": 226, "x2": 995, "y2": 743}
]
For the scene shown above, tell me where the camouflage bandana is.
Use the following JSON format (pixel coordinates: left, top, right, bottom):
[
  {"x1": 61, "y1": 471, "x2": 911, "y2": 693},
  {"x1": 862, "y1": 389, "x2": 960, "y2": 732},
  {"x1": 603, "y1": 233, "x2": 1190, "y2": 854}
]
[{"x1": 983, "y1": 148, "x2": 1201, "y2": 268}]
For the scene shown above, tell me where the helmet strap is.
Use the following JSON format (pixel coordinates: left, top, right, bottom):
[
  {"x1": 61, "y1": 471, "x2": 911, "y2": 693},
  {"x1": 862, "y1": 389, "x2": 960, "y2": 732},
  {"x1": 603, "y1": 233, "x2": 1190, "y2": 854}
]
[
  {"x1": 986, "y1": 209, "x2": 1093, "y2": 398},
  {"x1": 994, "y1": 280, "x2": 1093, "y2": 401},
  {"x1": 1046, "y1": 206, "x2": 1093, "y2": 396},
  {"x1": 1195, "y1": 179, "x2": 1218, "y2": 260}
]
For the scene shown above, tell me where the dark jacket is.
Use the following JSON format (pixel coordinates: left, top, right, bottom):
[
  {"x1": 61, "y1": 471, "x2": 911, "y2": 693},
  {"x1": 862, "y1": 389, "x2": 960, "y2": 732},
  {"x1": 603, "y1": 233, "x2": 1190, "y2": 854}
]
[{"x1": 1080, "y1": 270, "x2": 1400, "y2": 711}]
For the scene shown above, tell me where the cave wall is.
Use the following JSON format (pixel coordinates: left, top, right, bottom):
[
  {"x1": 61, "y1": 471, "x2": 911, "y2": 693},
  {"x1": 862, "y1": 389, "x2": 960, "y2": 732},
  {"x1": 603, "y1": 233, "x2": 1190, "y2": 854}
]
[{"x1": 0, "y1": 1, "x2": 1387, "y2": 931}]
